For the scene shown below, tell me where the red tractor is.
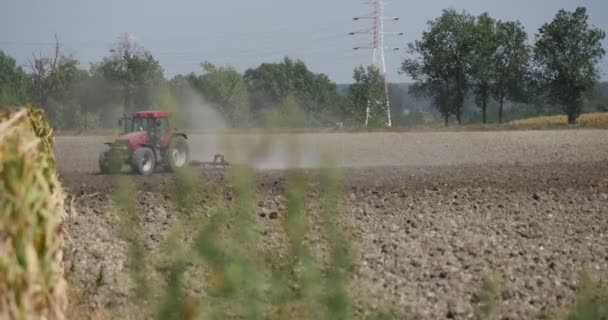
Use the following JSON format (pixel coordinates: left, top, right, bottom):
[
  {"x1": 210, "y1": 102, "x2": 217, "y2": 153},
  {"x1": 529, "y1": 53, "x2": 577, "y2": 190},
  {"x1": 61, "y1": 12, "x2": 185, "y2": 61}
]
[{"x1": 99, "y1": 111, "x2": 190, "y2": 175}]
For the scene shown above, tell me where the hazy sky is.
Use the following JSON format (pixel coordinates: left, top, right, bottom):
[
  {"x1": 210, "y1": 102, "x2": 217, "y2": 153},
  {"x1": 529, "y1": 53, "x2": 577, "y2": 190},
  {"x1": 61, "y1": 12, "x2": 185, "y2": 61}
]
[{"x1": 1, "y1": 0, "x2": 607, "y2": 83}]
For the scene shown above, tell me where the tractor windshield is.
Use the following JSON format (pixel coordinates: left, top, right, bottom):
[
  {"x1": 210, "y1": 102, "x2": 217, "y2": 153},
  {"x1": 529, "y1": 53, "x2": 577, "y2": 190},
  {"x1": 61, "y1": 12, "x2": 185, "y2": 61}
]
[{"x1": 128, "y1": 117, "x2": 155, "y2": 133}]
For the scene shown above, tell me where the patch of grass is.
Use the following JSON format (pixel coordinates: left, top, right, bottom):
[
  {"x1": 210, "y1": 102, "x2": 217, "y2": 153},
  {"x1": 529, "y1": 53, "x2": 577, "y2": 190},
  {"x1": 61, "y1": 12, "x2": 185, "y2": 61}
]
[
  {"x1": 95, "y1": 265, "x2": 105, "y2": 291},
  {"x1": 557, "y1": 271, "x2": 608, "y2": 320},
  {"x1": 471, "y1": 271, "x2": 608, "y2": 320},
  {"x1": 510, "y1": 113, "x2": 608, "y2": 129},
  {"x1": 473, "y1": 274, "x2": 503, "y2": 320}
]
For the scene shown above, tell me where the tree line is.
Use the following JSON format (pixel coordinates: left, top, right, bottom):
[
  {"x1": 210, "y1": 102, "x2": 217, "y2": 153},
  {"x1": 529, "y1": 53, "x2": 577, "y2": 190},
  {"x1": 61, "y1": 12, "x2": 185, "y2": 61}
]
[
  {"x1": 0, "y1": 34, "x2": 351, "y2": 129},
  {"x1": 0, "y1": 7, "x2": 605, "y2": 129},
  {"x1": 403, "y1": 7, "x2": 606, "y2": 125}
]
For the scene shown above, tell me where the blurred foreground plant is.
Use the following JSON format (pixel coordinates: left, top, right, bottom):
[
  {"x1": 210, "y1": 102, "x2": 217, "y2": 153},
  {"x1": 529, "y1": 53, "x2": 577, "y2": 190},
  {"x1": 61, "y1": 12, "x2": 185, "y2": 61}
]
[
  {"x1": 559, "y1": 271, "x2": 608, "y2": 320},
  {"x1": 473, "y1": 271, "x2": 608, "y2": 320},
  {"x1": 473, "y1": 274, "x2": 502, "y2": 320},
  {"x1": 0, "y1": 107, "x2": 67, "y2": 319},
  {"x1": 111, "y1": 128, "x2": 355, "y2": 319}
]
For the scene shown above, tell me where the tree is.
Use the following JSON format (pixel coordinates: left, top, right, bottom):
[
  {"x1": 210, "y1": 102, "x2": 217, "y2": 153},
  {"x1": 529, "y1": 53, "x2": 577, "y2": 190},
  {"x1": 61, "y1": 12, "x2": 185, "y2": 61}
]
[
  {"x1": 46, "y1": 59, "x2": 90, "y2": 129},
  {"x1": 95, "y1": 33, "x2": 164, "y2": 115},
  {"x1": 469, "y1": 13, "x2": 497, "y2": 124},
  {"x1": 402, "y1": 9, "x2": 475, "y2": 125},
  {"x1": 27, "y1": 37, "x2": 90, "y2": 128},
  {"x1": 597, "y1": 96, "x2": 608, "y2": 112},
  {"x1": 187, "y1": 62, "x2": 249, "y2": 126},
  {"x1": 347, "y1": 65, "x2": 387, "y2": 127},
  {"x1": 76, "y1": 72, "x2": 108, "y2": 130},
  {"x1": 589, "y1": 82, "x2": 608, "y2": 112},
  {"x1": 244, "y1": 57, "x2": 341, "y2": 126},
  {"x1": 469, "y1": 14, "x2": 530, "y2": 124},
  {"x1": 0, "y1": 51, "x2": 27, "y2": 107},
  {"x1": 28, "y1": 37, "x2": 69, "y2": 113},
  {"x1": 491, "y1": 20, "x2": 530, "y2": 123},
  {"x1": 534, "y1": 7, "x2": 606, "y2": 124}
]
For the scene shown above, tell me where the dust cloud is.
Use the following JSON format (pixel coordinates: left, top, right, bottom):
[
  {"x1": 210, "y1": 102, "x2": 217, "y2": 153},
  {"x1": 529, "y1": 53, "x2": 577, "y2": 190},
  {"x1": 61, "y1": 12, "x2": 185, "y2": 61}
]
[
  {"x1": 188, "y1": 133, "x2": 326, "y2": 170},
  {"x1": 176, "y1": 87, "x2": 227, "y2": 131},
  {"x1": 172, "y1": 87, "x2": 225, "y2": 165},
  {"x1": 174, "y1": 87, "x2": 324, "y2": 170}
]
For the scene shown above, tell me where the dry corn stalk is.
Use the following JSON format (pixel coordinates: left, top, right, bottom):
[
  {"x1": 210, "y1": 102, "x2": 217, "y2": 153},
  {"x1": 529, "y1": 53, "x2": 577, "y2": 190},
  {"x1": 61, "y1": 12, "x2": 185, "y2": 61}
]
[{"x1": 0, "y1": 108, "x2": 67, "y2": 320}]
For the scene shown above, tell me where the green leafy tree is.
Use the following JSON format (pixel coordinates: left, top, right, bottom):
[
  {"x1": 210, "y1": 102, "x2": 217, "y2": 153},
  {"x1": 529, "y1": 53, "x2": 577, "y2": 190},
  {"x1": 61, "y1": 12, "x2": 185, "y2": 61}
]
[
  {"x1": 347, "y1": 65, "x2": 387, "y2": 127},
  {"x1": 594, "y1": 94, "x2": 608, "y2": 112},
  {"x1": 586, "y1": 82, "x2": 608, "y2": 112},
  {"x1": 74, "y1": 71, "x2": 110, "y2": 130},
  {"x1": 187, "y1": 62, "x2": 250, "y2": 126},
  {"x1": 0, "y1": 51, "x2": 27, "y2": 107},
  {"x1": 244, "y1": 57, "x2": 341, "y2": 126},
  {"x1": 534, "y1": 7, "x2": 606, "y2": 124},
  {"x1": 46, "y1": 60, "x2": 90, "y2": 129},
  {"x1": 402, "y1": 9, "x2": 475, "y2": 125},
  {"x1": 470, "y1": 14, "x2": 530, "y2": 124},
  {"x1": 168, "y1": 74, "x2": 191, "y2": 97},
  {"x1": 469, "y1": 13, "x2": 497, "y2": 124},
  {"x1": 492, "y1": 20, "x2": 530, "y2": 123},
  {"x1": 95, "y1": 33, "x2": 165, "y2": 115},
  {"x1": 85, "y1": 64, "x2": 129, "y2": 128}
]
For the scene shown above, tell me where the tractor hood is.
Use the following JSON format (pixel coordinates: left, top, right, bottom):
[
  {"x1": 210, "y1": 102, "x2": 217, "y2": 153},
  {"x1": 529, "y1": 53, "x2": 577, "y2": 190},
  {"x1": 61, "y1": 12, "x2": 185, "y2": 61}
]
[{"x1": 113, "y1": 131, "x2": 148, "y2": 149}]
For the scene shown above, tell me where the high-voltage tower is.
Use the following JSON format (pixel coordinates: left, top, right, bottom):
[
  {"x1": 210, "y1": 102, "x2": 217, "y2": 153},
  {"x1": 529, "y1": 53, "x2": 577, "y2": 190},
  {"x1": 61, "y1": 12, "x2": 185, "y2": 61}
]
[{"x1": 350, "y1": 0, "x2": 403, "y2": 127}]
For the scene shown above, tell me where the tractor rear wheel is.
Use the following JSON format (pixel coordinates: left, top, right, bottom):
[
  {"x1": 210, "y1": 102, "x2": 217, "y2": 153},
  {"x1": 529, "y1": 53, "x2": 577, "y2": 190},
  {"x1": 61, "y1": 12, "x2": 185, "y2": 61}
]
[
  {"x1": 167, "y1": 136, "x2": 189, "y2": 172},
  {"x1": 132, "y1": 147, "x2": 156, "y2": 176}
]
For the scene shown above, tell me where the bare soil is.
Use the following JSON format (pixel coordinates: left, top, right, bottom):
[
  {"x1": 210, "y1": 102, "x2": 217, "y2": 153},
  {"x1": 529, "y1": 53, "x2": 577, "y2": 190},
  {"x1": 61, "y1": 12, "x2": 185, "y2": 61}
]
[{"x1": 56, "y1": 130, "x2": 608, "y2": 319}]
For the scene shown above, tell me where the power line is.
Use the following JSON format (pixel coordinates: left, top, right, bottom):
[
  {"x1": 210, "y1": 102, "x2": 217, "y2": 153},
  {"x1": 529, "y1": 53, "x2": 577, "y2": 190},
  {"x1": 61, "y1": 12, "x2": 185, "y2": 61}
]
[
  {"x1": 0, "y1": 22, "x2": 383, "y2": 82},
  {"x1": 0, "y1": 22, "x2": 349, "y2": 48},
  {"x1": 0, "y1": 26, "x2": 352, "y2": 69},
  {"x1": 152, "y1": 32, "x2": 348, "y2": 58}
]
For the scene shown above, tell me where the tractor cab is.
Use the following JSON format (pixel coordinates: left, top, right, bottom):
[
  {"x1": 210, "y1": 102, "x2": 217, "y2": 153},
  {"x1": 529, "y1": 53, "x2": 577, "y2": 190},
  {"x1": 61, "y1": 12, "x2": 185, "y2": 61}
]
[
  {"x1": 120, "y1": 111, "x2": 169, "y2": 133},
  {"x1": 117, "y1": 111, "x2": 171, "y2": 147},
  {"x1": 99, "y1": 110, "x2": 189, "y2": 175}
]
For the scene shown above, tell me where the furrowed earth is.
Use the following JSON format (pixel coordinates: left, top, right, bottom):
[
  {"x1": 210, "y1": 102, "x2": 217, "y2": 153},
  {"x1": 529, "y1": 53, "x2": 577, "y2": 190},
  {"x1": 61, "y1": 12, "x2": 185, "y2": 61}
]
[{"x1": 56, "y1": 130, "x2": 608, "y2": 319}]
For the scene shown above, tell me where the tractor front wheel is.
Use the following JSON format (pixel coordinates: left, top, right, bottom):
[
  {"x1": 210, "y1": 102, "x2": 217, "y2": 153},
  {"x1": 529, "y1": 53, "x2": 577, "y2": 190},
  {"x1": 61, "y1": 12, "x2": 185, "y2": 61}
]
[
  {"x1": 132, "y1": 147, "x2": 156, "y2": 176},
  {"x1": 167, "y1": 136, "x2": 190, "y2": 172},
  {"x1": 99, "y1": 152, "x2": 122, "y2": 174}
]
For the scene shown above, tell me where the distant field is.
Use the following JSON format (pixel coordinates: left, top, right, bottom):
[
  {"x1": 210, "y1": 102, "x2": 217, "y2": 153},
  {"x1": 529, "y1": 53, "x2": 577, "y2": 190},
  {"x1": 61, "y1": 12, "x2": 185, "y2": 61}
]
[
  {"x1": 54, "y1": 129, "x2": 608, "y2": 173},
  {"x1": 53, "y1": 112, "x2": 608, "y2": 136}
]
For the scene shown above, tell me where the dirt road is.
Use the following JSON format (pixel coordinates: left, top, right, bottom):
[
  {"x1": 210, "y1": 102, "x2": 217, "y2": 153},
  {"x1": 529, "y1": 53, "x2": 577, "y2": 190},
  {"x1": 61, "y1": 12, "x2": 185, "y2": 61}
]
[{"x1": 57, "y1": 130, "x2": 608, "y2": 319}]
